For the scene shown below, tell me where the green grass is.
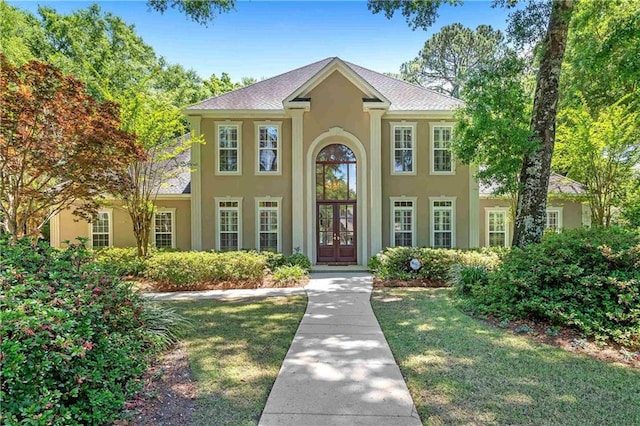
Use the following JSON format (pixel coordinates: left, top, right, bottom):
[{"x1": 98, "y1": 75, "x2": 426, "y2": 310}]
[
  {"x1": 167, "y1": 296, "x2": 307, "y2": 425},
  {"x1": 372, "y1": 288, "x2": 640, "y2": 426}
]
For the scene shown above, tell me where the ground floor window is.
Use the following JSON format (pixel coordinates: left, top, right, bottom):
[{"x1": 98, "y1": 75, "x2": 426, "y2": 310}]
[
  {"x1": 256, "y1": 198, "x2": 281, "y2": 252},
  {"x1": 431, "y1": 198, "x2": 455, "y2": 248},
  {"x1": 216, "y1": 198, "x2": 242, "y2": 251},
  {"x1": 486, "y1": 208, "x2": 508, "y2": 247},
  {"x1": 154, "y1": 209, "x2": 175, "y2": 249},
  {"x1": 546, "y1": 207, "x2": 563, "y2": 232},
  {"x1": 91, "y1": 210, "x2": 112, "y2": 248},
  {"x1": 390, "y1": 197, "x2": 416, "y2": 247}
]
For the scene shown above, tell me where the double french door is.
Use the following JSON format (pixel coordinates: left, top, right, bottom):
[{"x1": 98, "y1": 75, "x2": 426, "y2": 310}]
[{"x1": 317, "y1": 202, "x2": 357, "y2": 263}]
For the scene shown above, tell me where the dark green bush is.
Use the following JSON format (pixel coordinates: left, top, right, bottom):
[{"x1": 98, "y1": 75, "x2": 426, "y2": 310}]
[
  {"x1": 144, "y1": 251, "x2": 267, "y2": 288},
  {"x1": 256, "y1": 250, "x2": 287, "y2": 271},
  {"x1": 288, "y1": 252, "x2": 311, "y2": 272},
  {"x1": 93, "y1": 246, "x2": 146, "y2": 276},
  {"x1": 0, "y1": 237, "x2": 166, "y2": 425},
  {"x1": 467, "y1": 227, "x2": 640, "y2": 347}
]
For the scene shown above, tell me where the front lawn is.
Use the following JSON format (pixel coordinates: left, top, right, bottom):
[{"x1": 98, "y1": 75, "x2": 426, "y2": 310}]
[
  {"x1": 372, "y1": 288, "x2": 640, "y2": 426},
  {"x1": 168, "y1": 295, "x2": 306, "y2": 425}
]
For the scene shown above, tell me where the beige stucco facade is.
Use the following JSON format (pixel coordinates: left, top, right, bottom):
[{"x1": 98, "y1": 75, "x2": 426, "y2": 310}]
[{"x1": 50, "y1": 60, "x2": 588, "y2": 264}]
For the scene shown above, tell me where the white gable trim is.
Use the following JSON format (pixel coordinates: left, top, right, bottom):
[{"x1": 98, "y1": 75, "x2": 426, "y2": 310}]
[{"x1": 284, "y1": 58, "x2": 391, "y2": 107}]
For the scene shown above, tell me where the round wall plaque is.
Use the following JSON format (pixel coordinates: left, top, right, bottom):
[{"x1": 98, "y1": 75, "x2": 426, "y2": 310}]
[{"x1": 409, "y1": 258, "x2": 422, "y2": 270}]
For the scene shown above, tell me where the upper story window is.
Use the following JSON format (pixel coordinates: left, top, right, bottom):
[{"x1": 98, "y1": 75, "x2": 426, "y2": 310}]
[
  {"x1": 154, "y1": 209, "x2": 175, "y2": 249},
  {"x1": 390, "y1": 197, "x2": 417, "y2": 247},
  {"x1": 216, "y1": 122, "x2": 242, "y2": 175},
  {"x1": 90, "y1": 210, "x2": 112, "y2": 248},
  {"x1": 391, "y1": 123, "x2": 416, "y2": 175},
  {"x1": 431, "y1": 124, "x2": 454, "y2": 174},
  {"x1": 431, "y1": 197, "x2": 456, "y2": 248},
  {"x1": 255, "y1": 122, "x2": 281, "y2": 174},
  {"x1": 546, "y1": 208, "x2": 563, "y2": 232},
  {"x1": 216, "y1": 198, "x2": 243, "y2": 251}
]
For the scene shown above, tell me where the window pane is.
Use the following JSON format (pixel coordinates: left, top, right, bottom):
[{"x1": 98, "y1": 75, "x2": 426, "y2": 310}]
[
  {"x1": 259, "y1": 126, "x2": 278, "y2": 172},
  {"x1": 220, "y1": 149, "x2": 238, "y2": 172},
  {"x1": 92, "y1": 234, "x2": 109, "y2": 248}
]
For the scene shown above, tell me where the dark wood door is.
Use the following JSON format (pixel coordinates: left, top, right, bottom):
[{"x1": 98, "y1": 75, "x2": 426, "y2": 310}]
[{"x1": 317, "y1": 202, "x2": 357, "y2": 263}]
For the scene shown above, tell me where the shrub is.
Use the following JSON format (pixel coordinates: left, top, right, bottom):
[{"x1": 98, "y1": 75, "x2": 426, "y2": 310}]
[
  {"x1": 288, "y1": 252, "x2": 311, "y2": 272},
  {"x1": 0, "y1": 237, "x2": 169, "y2": 425},
  {"x1": 271, "y1": 265, "x2": 309, "y2": 287},
  {"x1": 468, "y1": 227, "x2": 640, "y2": 347},
  {"x1": 257, "y1": 251, "x2": 287, "y2": 271},
  {"x1": 143, "y1": 251, "x2": 267, "y2": 288},
  {"x1": 93, "y1": 246, "x2": 146, "y2": 276}
]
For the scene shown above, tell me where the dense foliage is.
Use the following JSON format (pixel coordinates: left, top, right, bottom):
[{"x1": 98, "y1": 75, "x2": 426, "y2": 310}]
[
  {"x1": 271, "y1": 265, "x2": 309, "y2": 287},
  {"x1": 0, "y1": 238, "x2": 170, "y2": 424},
  {"x1": 459, "y1": 228, "x2": 640, "y2": 347},
  {"x1": 369, "y1": 246, "x2": 503, "y2": 284}
]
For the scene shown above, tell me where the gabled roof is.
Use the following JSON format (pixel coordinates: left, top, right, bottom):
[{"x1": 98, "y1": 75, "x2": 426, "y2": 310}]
[
  {"x1": 479, "y1": 173, "x2": 587, "y2": 196},
  {"x1": 186, "y1": 57, "x2": 463, "y2": 112}
]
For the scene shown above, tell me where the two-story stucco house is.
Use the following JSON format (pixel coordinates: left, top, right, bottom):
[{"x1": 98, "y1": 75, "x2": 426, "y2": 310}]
[{"x1": 50, "y1": 57, "x2": 589, "y2": 265}]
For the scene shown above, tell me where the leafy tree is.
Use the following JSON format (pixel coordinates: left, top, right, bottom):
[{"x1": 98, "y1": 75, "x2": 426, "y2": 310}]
[
  {"x1": 146, "y1": 0, "x2": 235, "y2": 25},
  {"x1": 0, "y1": 3, "x2": 46, "y2": 65},
  {"x1": 554, "y1": 95, "x2": 640, "y2": 227},
  {"x1": 620, "y1": 175, "x2": 640, "y2": 229},
  {"x1": 370, "y1": 0, "x2": 575, "y2": 247},
  {"x1": 400, "y1": 23, "x2": 504, "y2": 97},
  {"x1": 204, "y1": 72, "x2": 244, "y2": 96},
  {"x1": 0, "y1": 56, "x2": 142, "y2": 237}
]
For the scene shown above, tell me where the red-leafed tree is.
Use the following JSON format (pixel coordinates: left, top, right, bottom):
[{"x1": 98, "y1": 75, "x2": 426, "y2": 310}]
[{"x1": 0, "y1": 55, "x2": 143, "y2": 238}]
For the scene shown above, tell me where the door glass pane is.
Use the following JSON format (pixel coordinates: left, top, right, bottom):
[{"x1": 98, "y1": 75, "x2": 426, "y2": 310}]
[
  {"x1": 339, "y1": 205, "x2": 355, "y2": 246},
  {"x1": 319, "y1": 205, "x2": 333, "y2": 246}
]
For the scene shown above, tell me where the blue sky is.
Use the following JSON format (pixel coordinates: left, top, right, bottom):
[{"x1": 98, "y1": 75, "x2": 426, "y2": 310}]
[{"x1": 13, "y1": 1, "x2": 513, "y2": 80}]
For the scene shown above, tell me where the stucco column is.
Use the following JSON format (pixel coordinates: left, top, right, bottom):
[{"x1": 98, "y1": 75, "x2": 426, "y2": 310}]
[
  {"x1": 469, "y1": 164, "x2": 480, "y2": 248},
  {"x1": 290, "y1": 109, "x2": 305, "y2": 254},
  {"x1": 49, "y1": 211, "x2": 60, "y2": 248},
  {"x1": 369, "y1": 109, "x2": 385, "y2": 256},
  {"x1": 188, "y1": 116, "x2": 202, "y2": 251}
]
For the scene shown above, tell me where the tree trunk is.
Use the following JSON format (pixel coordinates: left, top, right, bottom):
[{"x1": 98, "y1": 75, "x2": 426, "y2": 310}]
[{"x1": 512, "y1": 0, "x2": 574, "y2": 247}]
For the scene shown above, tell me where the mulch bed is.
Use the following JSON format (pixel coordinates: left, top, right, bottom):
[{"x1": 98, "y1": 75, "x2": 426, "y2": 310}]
[
  {"x1": 133, "y1": 276, "x2": 309, "y2": 292},
  {"x1": 372, "y1": 277, "x2": 448, "y2": 288}
]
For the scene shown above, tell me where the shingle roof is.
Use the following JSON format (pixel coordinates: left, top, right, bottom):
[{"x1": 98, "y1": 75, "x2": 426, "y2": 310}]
[
  {"x1": 186, "y1": 57, "x2": 463, "y2": 112},
  {"x1": 480, "y1": 173, "x2": 587, "y2": 196},
  {"x1": 157, "y1": 136, "x2": 192, "y2": 195}
]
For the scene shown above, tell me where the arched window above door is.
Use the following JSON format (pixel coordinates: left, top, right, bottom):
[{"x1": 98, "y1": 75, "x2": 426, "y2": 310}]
[{"x1": 316, "y1": 144, "x2": 356, "y2": 201}]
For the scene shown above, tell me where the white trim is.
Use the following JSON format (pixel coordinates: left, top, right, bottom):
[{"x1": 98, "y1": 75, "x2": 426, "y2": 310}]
[
  {"x1": 429, "y1": 197, "x2": 457, "y2": 248},
  {"x1": 390, "y1": 121, "x2": 417, "y2": 175},
  {"x1": 285, "y1": 58, "x2": 390, "y2": 106},
  {"x1": 429, "y1": 122, "x2": 456, "y2": 175},
  {"x1": 215, "y1": 121, "x2": 242, "y2": 176},
  {"x1": 188, "y1": 116, "x2": 202, "y2": 250},
  {"x1": 153, "y1": 208, "x2": 177, "y2": 249},
  {"x1": 369, "y1": 109, "x2": 384, "y2": 255},
  {"x1": 389, "y1": 197, "x2": 417, "y2": 247},
  {"x1": 185, "y1": 110, "x2": 288, "y2": 119},
  {"x1": 88, "y1": 208, "x2": 113, "y2": 248},
  {"x1": 545, "y1": 207, "x2": 564, "y2": 231},
  {"x1": 384, "y1": 110, "x2": 456, "y2": 119},
  {"x1": 468, "y1": 164, "x2": 480, "y2": 248},
  {"x1": 485, "y1": 207, "x2": 510, "y2": 248},
  {"x1": 254, "y1": 121, "x2": 282, "y2": 175},
  {"x1": 156, "y1": 194, "x2": 191, "y2": 200},
  {"x1": 215, "y1": 197, "x2": 243, "y2": 251},
  {"x1": 306, "y1": 127, "x2": 368, "y2": 265},
  {"x1": 289, "y1": 109, "x2": 305, "y2": 253},
  {"x1": 50, "y1": 211, "x2": 60, "y2": 247},
  {"x1": 255, "y1": 197, "x2": 283, "y2": 252}
]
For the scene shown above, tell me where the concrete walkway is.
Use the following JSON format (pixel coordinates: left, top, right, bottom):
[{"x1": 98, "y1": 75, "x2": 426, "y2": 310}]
[
  {"x1": 259, "y1": 273, "x2": 422, "y2": 426},
  {"x1": 144, "y1": 286, "x2": 305, "y2": 301}
]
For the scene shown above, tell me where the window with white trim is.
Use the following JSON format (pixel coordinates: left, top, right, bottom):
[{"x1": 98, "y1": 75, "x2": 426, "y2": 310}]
[
  {"x1": 154, "y1": 210, "x2": 175, "y2": 249},
  {"x1": 91, "y1": 210, "x2": 112, "y2": 248},
  {"x1": 486, "y1": 208, "x2": 508, "y2": 247},
  {"x1": 216, "y1": 198, "x2": 242, "y2": 251},
  {"x1": 256, "y1": 123, "x2": 281, "y2": 174},
  {"x1": 431, "y1": 198, "x2": 455, "y2": 248},
  {"x1": 545, "y1": 208, "x2": 563, "y2": 232},
  {"x1": 432, "y1": 125, "x2": 454, "y2": 173},
  {"x1": 391, "y1": 123, "x2": 416, "y2": 174},
  {"x1": 391, "y1": 198, "x2": 416, "y2": 247},
  {"x1": 256, "y1": 198, "x2": 281, "y2": 252},
  {"x1": 216, "y1": 122, "x2": 241, "y2": 174}
]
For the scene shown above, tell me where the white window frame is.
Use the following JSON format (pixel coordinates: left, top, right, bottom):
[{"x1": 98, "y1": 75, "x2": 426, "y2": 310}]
[
  {"x1": 153, "y1": 208, "x2": 176, "y2": 249},
  {"x1": 390, "y1": 122, "x2": 417, "y2": 175},
  {"x1": 546, "y1": 207, "x2": 564, "y2": 232},
  {"x1": 215, "y1": 197, "x2": 243, "y2": 251},
  {"x1": 255, "y1": 122, "x2": 282, "y2": 175},
  {"x1": 430, "y1": 197, "x2": 456, "y2": 248},
  {"x1": 390, "y1": 197, "x2": 417, "y2": 247},
  {"x1": 485, "y1": 207, "x2": 510, "y2": 248},
  {"x1": 215, "y1": 121, "x2": 242, "y2": 175},
  {"x1": 88, "y1": 208, "x2": 113, "y2": 248},
  {"x1": 430, "y1": 122, "x2": 456, "y2": 175},
  {"x1": 255, "y1": 197, "x2": 282, "y2": 252}
]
